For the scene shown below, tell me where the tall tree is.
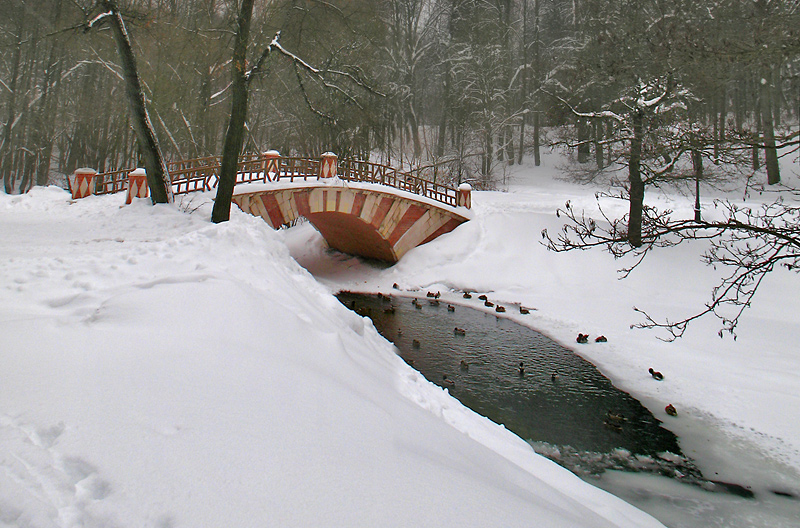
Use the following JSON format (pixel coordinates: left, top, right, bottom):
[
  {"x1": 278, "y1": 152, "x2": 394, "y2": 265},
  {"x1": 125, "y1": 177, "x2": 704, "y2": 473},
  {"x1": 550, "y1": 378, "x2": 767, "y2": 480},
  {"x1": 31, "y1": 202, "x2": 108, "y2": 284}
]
[
  {"x1": 85, "y1": 0, "x2": 173, "y2": 204},
  {"x1": 211, "y1": 0, "x2": 255, "y2": 223}
]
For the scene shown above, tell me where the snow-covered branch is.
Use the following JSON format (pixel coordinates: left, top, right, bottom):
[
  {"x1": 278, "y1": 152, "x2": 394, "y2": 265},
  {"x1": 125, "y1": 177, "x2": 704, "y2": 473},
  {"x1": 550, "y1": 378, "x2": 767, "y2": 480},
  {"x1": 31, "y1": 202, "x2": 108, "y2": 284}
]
[
  {"x1": 86, "y1": 11, "x2": 113, "y2": 31},
  {"x1": 542, "y1": 89, "x2": 625, "y2": 122}
]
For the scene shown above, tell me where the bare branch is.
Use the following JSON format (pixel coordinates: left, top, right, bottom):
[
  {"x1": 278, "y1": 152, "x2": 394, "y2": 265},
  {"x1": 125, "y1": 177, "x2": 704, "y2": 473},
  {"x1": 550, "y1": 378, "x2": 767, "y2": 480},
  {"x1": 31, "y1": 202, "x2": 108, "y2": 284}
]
[{"x1": 544, "y1": 190, "x2": 800, "y2": 339}]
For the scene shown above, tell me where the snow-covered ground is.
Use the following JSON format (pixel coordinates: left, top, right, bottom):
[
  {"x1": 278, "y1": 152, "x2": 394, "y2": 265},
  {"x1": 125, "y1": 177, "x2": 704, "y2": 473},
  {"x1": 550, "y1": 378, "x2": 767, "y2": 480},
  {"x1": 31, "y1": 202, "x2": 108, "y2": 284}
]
[
  {"x1": 1, "y1": 184, "x2": 664, "y2": 527},
  {"x1": 2, "y1": 147, "x2": 798, "y2": 527}
]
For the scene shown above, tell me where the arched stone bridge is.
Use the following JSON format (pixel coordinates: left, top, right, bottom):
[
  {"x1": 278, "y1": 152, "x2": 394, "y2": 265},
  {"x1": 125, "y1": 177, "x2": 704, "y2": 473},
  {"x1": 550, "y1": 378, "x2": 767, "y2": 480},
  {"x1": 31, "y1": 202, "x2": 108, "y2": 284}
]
[{"x1": 77, "y1": 152, "x2": 472, "y2": 263}]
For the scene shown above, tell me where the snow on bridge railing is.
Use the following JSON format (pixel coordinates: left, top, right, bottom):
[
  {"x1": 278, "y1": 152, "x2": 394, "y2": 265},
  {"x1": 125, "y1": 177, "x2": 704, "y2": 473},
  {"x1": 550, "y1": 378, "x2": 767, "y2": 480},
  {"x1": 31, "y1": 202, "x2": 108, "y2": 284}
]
[{"x1": 76, "y1": 152, "x2": 471, "y2": 209}]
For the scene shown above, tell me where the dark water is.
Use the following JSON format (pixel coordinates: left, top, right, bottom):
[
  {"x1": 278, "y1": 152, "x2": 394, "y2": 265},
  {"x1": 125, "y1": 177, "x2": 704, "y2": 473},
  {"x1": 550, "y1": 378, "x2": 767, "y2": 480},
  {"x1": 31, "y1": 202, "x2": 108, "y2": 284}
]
[
  {"x1": 336, "y1": 291, "x2": 734, "y2": 488},
  {"x1": 338, "y1": 291, "x2": 680, "y2": 455}
]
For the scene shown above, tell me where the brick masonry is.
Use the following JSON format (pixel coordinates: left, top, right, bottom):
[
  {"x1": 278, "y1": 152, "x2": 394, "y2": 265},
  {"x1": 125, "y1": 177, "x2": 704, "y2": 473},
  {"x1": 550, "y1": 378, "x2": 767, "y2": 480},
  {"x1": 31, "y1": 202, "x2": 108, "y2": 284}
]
[{"x1": 232, "y1": 186, "x2": 469, "y2": 263}]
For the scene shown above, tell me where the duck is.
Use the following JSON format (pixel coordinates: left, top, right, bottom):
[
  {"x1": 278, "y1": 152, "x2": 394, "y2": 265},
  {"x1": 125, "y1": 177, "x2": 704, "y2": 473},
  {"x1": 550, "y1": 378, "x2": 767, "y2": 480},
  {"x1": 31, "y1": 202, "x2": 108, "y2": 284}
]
[
  {"x1": 603, "y1": 420, "x2": 623, "y2": 432},
  {"x1": 665, "y1": 404, "x2": 677, "y2": 417},
  {"x1": 392, "y1": 283, "x2": 400, "y2": 289},
  {"x1": 495, "y1": 305, "x2": 506, "y2": 313},
  {"x1": 606, "y1": 411, "x2": 627, "y2": 423},
  {"x1": 426, "y1": 291, "x2": 436, "y2": 298},
  {"x1": 649, "y1": 368, "x2": 664, "y2": 381},
  {"x1": 384, "y1": 305, "x2": 395, "y2": 314},
  {"x1": 576, "y1": 333, "x2": 589, "y2": 344},
  {"x1": 434, "y1": 291, "x2": 441, "y2": 299},
  {"x1": 397, "y1": 328, "x2": 403, "y2": 336},
  {"x1": 463, "y1": 292, "x2": 472, "y2": 299},
  {"x1": 429, "y1": 299, "x2": 440, "y2": 306},
  {"x1": 520, "y1": 307, "x2": 530, "y2": 315},
  {"x1": 478, "y1": 294, "x2": 488, "y2": 301},
  {"x1": 413, "y1": 299, "x2": 423, "y2": 310},
  {"x1": 595, "y1": 335, "x2": 607, "y2": 343},
  {"x1": 442, "y1": 375, "x2": 455, "y2": 387},
  {"x1": 447, "y1": 304, "x2": 455, "y2": 312},
  {"x1": 460, "y1": 360, "x2": 469, "y2": 370},
  {"x1": 518, "y1": 362, "x2": 525, "y2": 376},
  {"x1": 453, "y1": 327, "x2": 466, "y2": 336},
  {"x1": 412, "y1": 339, "x2": 421, "y2": 348},
  {"x1": 484, "y1": 300, "x2": 494, "y2": 307}
]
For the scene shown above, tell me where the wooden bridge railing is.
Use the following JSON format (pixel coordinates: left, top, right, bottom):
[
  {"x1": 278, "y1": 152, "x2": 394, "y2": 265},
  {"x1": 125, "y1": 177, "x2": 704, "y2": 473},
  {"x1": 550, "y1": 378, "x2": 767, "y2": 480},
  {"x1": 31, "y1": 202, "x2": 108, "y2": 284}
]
[
  {"x1": 338, "y1": 159, "x2": 459, "y2": 208},
  {"x1": 82, "y1": 152, "x2": 470, "y2": 209}
]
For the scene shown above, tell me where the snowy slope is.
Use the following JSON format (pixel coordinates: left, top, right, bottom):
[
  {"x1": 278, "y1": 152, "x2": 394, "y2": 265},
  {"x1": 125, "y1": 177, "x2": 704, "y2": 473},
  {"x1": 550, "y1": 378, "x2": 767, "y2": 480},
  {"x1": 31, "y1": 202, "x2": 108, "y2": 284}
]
[{"x1": 0, "y1": 187, "x2": 665, "y2": 527}]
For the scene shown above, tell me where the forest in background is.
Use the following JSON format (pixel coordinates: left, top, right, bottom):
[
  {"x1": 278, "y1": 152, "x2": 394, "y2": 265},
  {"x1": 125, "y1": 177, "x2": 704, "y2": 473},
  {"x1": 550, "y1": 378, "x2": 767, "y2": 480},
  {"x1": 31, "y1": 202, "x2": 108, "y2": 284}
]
[{"x1": 1, "y1": 0, "x2": 798, "y2": 194}]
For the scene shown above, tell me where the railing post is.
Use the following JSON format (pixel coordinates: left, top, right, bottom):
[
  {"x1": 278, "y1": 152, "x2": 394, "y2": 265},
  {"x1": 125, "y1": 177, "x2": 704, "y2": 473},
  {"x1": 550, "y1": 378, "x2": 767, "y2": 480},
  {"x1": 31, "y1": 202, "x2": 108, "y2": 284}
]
[
  {"x1": 319, "y1": 152, "x2": 337, "y2": 179},
  {"x1": 263, "y1": 150, "x2": 280, "y2": 181},
  {"x1": 126, "y1": 168, "x2": 149, "y2": 204},
  {"x1": 71, "y1": 168, "x2": 97, "y2": 199},
  {"x1": 457, "y1": 183, "x2": 472, "y2": 209}
]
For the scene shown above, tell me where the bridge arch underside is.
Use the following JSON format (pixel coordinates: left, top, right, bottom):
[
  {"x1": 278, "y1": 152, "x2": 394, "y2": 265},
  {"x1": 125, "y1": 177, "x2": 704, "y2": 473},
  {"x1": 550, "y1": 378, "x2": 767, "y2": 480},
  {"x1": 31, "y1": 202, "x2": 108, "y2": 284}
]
[{"x1": 232, "y1": 186, "x2": 468, "y2": 263}]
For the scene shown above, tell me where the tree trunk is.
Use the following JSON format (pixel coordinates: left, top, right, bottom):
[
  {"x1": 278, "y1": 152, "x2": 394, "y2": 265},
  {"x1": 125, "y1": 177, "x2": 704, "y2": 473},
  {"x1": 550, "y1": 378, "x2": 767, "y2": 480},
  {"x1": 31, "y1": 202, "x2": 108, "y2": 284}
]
[
  {"x1": 577, "y1": 119, "x2": 590, "y2": 163},
  {"x1": 531, "y1": 0, "x2": 541, "y2": 167},
  {"x1": 517, "y1": 0, "x2": 528, "y2": 165},
  {"x1": 436, "y1": 64, "x2": 449, "y2": 158},
  {"x1": 594, "y1": 119, "x2": 604, "y2": 169},
  {"x1": 533, "y1": 110, "x2": 541, "y2": 166},
  {"x1": 482, "y1": 126, "x2": 493, "y2": 181},
  {"x1": 211, "y1": 0, "x2": 254, "y2": 223},
  {"x1": 760, "y1": 71, "x2": 780, "y2": 185},
  {"x1": 692, "y1": 149, "x2": 703, "y2": 222},
  {"x1": 100, "y1": 0, "x2": 172, "y2": 203},
  {"x1": 753, "y1": 97, "x2": 761, "y2": 171},
  {"x1": 627, "y1": 110, "x2": 644, "y2": 247},
  {"x1": 1, "y1": 30, "x2": 21, "y2": 194},
  {"x1": 35, "y1": 0, "x2": 64, "y2": 187}
]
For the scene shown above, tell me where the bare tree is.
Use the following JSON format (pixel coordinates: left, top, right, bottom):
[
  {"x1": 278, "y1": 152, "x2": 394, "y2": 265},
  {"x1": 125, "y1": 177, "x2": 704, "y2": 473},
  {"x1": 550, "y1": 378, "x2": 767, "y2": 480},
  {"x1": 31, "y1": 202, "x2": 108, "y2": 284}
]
[
  {"x1": 543, "y1": 170, "x2": 800, "y2": 339},
  {"x1": 211, "y1": 1, "x2": 383, "y2": 223},
  {"x1": 83, "y1": 0, "x2": 173, "y2": 203}
]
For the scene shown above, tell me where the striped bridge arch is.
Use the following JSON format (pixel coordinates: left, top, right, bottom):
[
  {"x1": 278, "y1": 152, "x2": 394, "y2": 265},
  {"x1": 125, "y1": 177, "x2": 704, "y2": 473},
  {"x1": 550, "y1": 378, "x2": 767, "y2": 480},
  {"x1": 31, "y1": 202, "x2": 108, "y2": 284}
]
[{"x1": 232, "y1": 184, "x2": 469, "y2": 263}]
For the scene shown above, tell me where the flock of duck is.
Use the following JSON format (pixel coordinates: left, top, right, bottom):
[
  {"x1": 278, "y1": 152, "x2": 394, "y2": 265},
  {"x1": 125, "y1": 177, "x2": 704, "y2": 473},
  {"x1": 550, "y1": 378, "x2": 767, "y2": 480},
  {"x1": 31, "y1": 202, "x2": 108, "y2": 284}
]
[{"x1": 362, "y1": 288, "x2": 678, "y2": 427}]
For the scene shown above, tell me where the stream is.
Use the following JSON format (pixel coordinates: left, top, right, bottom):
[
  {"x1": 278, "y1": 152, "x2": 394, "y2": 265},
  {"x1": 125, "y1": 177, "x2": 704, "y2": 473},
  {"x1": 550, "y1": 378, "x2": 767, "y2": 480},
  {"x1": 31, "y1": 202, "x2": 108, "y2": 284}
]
[{"x1": 337, "y1": 291, "x2": 800, "y2": 528}]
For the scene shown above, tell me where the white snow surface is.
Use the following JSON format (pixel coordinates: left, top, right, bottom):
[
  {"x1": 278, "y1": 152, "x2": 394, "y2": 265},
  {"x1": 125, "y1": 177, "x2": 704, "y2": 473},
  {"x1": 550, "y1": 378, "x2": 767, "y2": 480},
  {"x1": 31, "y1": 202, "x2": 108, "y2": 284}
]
[{"x1": 1, "y1": 184, "x2": 667, "y2": 527}]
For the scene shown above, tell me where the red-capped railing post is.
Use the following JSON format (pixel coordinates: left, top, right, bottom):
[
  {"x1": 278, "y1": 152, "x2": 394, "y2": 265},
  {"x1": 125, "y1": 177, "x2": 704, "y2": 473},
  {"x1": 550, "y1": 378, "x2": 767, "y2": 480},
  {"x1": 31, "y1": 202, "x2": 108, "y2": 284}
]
[
  {"x1": 263, "y1": 150, "x2": 280, "y2": 181},
  {"x1": 125, "y1": 168, "x2": 149, "y2": 204},
  {"x1": 457, "y1": 183, "x2": 472, "y2": 209},
  {"x1": 319, "y1": 152, "x2": 337, "y2": 179},
  {"x1": 71, "y1": 168, "x2": 97, "y2": 199}
]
